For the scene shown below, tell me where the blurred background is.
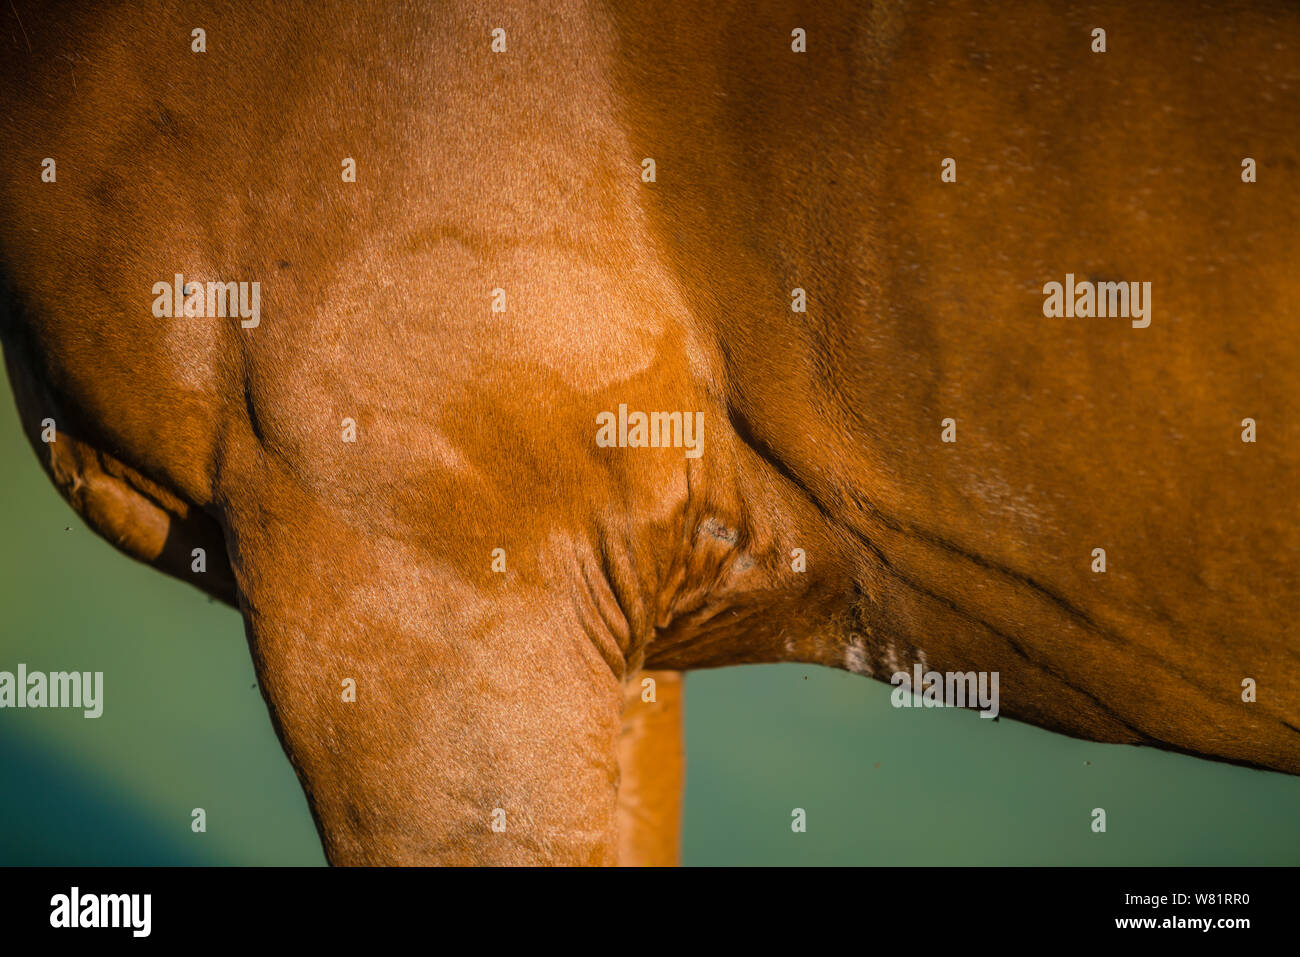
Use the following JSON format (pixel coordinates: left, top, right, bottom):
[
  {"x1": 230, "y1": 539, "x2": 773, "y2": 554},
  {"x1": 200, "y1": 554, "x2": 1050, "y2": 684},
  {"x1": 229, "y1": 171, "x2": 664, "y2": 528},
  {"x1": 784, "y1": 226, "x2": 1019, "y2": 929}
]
[{"x1": 1, "y1": 362, "x2": 1297, "y2": 866}]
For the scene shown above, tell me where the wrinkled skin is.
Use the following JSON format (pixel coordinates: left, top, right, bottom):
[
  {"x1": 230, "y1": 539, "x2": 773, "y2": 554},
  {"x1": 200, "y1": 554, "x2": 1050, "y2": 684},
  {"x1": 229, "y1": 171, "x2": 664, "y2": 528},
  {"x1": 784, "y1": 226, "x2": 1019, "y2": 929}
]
[{"x1": 1, "y1": 1, "x2": 1296, "y2": 865}]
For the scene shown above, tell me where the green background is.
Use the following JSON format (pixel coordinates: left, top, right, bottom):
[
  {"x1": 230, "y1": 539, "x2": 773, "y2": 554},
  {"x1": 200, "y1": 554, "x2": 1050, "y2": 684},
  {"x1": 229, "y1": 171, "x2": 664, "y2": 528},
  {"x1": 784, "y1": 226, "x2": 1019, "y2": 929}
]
[{"x1": 1, "y1": 364, "x2": 1296, "y2": 866}]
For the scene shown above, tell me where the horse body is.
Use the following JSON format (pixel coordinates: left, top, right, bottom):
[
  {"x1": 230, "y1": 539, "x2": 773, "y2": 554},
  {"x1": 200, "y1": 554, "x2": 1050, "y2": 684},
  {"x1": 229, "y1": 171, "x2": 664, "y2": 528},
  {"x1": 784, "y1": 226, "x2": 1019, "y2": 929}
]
[{"x1": 2, "y1": 1, "x2": 1296, "y2": 864}]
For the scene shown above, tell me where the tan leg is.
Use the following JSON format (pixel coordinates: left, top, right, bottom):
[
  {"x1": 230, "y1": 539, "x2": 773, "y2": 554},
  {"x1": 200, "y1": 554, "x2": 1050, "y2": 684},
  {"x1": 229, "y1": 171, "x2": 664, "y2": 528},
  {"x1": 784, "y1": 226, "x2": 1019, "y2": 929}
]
[
  {"x1": 617, "y1": 670, "x2": 684, "y2": 866},
  {"x1": 224, "y1": 482, "x2": 625, "y2": 866}
]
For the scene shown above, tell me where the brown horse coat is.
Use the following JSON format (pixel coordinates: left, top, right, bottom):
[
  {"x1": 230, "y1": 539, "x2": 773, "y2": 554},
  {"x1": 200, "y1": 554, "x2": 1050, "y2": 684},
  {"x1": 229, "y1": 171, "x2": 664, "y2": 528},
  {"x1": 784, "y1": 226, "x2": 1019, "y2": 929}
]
[{"x1": 1, "y1": 1, "x2": 1297, "y2": 864}]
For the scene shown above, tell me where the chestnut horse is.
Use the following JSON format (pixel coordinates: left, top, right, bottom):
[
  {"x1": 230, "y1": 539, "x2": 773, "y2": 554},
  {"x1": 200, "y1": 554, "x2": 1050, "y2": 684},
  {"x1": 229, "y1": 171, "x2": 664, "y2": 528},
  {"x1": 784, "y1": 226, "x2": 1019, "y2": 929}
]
[{"x1": 1, "y1": 0, "x2": 1296, "y2": 864}]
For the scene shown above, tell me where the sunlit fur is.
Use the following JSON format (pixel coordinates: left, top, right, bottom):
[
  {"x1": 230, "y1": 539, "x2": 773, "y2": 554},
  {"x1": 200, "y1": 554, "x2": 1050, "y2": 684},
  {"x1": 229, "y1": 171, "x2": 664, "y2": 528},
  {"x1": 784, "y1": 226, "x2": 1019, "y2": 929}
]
[{"x1": 1, "y1": 1, "x2": 1296, "y2": 865}]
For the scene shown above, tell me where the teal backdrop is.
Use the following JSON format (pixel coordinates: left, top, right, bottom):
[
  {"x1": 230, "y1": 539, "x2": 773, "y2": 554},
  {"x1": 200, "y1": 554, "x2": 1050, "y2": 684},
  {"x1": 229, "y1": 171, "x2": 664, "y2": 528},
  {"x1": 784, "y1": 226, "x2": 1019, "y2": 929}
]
[{"x1": 1, "y1": 364, "x2": 1297, "y2": 865}]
